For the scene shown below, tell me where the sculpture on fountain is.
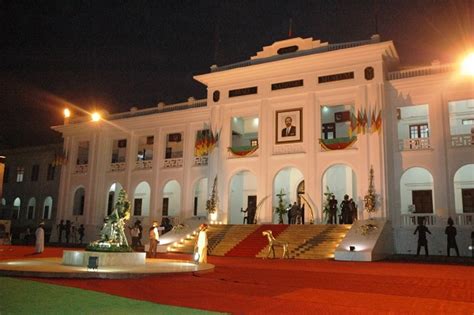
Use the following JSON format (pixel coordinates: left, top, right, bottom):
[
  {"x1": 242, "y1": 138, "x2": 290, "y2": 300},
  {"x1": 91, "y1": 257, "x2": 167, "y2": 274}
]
[{"x1": 86, "y1": 189, "x2": 132, "y2": 252}]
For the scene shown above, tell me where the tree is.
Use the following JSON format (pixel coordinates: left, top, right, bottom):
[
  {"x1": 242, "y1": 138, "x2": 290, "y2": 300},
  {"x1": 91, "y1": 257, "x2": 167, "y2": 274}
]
[
  {"x1": 206, "y1": 176, "x2": 218, "y2": 214},
  {"x1": 275, "y1": 189, "x2": 288, "y2": 224}
]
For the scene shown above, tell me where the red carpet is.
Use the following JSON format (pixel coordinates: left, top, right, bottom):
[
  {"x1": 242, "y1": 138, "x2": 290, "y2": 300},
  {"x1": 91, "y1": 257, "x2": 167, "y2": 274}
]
[
  {"x1": 2, "y1": 246, "x2": 474, "y2": 314},
  {"x1": 226, "y1": 224, "x2": 288, "y2": 257}
]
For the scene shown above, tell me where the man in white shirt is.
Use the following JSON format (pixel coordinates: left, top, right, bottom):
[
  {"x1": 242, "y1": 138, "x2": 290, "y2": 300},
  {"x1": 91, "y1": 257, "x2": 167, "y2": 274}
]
[{"x1": 148, "y1": 221, "x2": 159, "y2": 258}]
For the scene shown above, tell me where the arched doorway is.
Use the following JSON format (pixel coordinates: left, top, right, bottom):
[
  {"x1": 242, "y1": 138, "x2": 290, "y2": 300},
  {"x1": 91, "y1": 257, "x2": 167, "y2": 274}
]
[
  {"x1": 13, "y1": 197, "x2": 21, "y2": 219},
  {"x1": 106, "y1": 182, "x2": 123, "y2": 216},
  {"x1": 322, "y1": 164, "x2": 357, "y2": 222},
  {"x1": 162, "y1": 180, "x2": 181, "y2": 218},
  {"x1": 133, "y1": 181, "x2": 151, "y2": 217},
  {"x1": 43, "y1": 196, "x2": 53, "y2": 220},
  {"x1": 27, "y1": 198, "x2": 36, "y2": 220},
  {"x1": 400, "y1": 167, "x2": 434, "y2": 214},
  {"x1": 193, "y1": 178, "x2": 208, "y2": 217},
  {"x1": 453, "y1": 164, "x2": 474, "y2": 214},
  {"x1": 229, "y1": 171, "x2": 257, "y2": 224},
  {"x1": 273, "y1": 167, "x2": 304, "y2": 224},
  {"x1": 72, "y1": 187, "x2": 85, "y2": 216}
]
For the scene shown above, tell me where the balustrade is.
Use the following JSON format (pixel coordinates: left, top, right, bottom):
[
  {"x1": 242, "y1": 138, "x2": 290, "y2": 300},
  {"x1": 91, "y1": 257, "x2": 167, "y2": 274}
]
[
  {"x1": 401, "y1": 213, "x2": 436, "y2": 226},
  {"x1": 135, "y1": 160, "x2": 153, "y2": 170},
  {"x1": 451, "y1": 134, "x2": 473, "y2": 147},
  {"x1": 398, "y1": 138, "x2": 431, "y2": 151},
  {"x1": 163, "y1": 158, "x2": 183, "y2": 168},
  {"x1": 193, "y1": 156, "x2": 208, "y2": 166},
  {"x1": 74, "y1": 164, "x2": 88, "y2": 174},
  {"x1": 109, "y1": 162, "x2": 126, "y2": 172}
]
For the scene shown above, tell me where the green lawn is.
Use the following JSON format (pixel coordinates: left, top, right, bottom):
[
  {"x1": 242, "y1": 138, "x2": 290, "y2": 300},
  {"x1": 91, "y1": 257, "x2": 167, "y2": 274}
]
[{"x1": 0, "y1": 277, "x2": 224, "y2": 315}]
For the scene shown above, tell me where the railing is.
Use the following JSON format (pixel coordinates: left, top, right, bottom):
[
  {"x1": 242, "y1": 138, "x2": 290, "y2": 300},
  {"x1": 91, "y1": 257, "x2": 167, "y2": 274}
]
[
  {"x1": 399, "y1": 138, "x2": 431, "y2": 151},
  {"x1": 74, "y1": 164, "x2": 88, "y2": 174},
  {"x1": 70, "y1": 99, "x2": 207, "y2": 124},
  {"x1": 135, "y1": 160, "x2": 153, "y2": 170},
  {"x1": 401, "y1": 213, "x2": 437, "y2": 226},
  {"x1": 455, "y1": 213, "x2": 473, "y2": 226},
  {"x1": 193, "y1": 156, "x2": 208, "y2": 166},
  {"x1": 451, "y1": 134, "x2": 473, "y2": 147},
  {"x1": 109, "y1": 162, "x2": 126, "y2": 172},
  {"x1": 163, "y1": 158, "x2": 183, "y2": 168},
  {"x1": 388, "y1": 63, "x2": 455, "y2": 80}
]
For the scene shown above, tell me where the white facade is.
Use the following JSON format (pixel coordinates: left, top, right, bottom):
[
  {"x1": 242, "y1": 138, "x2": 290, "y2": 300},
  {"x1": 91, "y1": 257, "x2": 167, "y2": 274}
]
[{"x1": 52, "y1": 36, "x2": 474, "y2": 255}]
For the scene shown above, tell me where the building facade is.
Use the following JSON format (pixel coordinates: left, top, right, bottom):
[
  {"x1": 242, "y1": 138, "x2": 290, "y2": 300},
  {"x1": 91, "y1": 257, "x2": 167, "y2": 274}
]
[
  {"x1": 0, "y1": 144, "x2": 63, "y2": 241},
  {"x1": 52, "y1": 35, "x2": 474, "y2": 255}
]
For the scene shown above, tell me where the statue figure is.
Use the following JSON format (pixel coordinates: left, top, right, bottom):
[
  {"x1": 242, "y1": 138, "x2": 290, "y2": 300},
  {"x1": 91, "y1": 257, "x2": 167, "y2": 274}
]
[
  {"x1": 88, "y1": 189, "x2": 131, "y2": 251},
  {"x1": 262, "y1": 230, "x2": 289, "y2": 259}
]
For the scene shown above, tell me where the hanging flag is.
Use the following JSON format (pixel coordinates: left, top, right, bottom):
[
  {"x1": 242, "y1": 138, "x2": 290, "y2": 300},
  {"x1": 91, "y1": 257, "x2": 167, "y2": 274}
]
[
  {"x1": 374, "y1": 109, "x2": 382, "y2": 133},
  {"x1": 370, "y1": 106, "x2": 377, "y2": 134},
  {"x1": 349, "y1": 112, "x2": 358, "y2": 138}
]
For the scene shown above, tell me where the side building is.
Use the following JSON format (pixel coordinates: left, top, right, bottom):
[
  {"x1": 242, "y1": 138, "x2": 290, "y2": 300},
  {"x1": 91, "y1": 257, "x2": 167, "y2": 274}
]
[
  {"x1": 52, "y1": 35, "x2": 474, "y2": 255},
  {"x1": 0, "y1": 144, "x2": 63, "y2": 242}
]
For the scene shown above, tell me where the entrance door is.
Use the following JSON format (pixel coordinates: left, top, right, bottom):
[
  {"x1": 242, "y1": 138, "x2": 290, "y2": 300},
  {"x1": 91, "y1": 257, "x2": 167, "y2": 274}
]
[
  {"x1": 412, "y1": 190, "x2": 433, "y2": 213},
  {"x1": 162, "y1": 198, "x2": 169, "y2": 216},
  {"x1": 462, "y1": 188, "x2": 474, "y2": 213},
  {"x1": 247, "y1": 195, "x2": 256, "y2": 207}
]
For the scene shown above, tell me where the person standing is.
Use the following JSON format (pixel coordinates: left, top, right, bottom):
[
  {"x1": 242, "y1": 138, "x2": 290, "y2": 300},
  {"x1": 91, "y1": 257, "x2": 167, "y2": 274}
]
[
  {"x1": 130, "y1": 224, "x2": 140, "y2": 250},
  {"x1": 195, "y1": 224, "x2": 208, "y2": 264},
  {"x1": 340, "y1": 195, "x2": 351, "y2": 224},
  {"x1": 65, "y1": 220, "x2": 71, "y2": 243},
  {"x1": 78, "y1": 224, "x2": 85, "y2": 244},
  {"x1": 414, "y1": 218, "x2": 431, "y2": 256},
  {"x1": 445, "y1": 217, "x2": 460, "y2": 257},
  {"x1": 35, "y1": 222, "x2": 45, "y2": 254},
  {"x1": 328, "y1": 195, "x2": 338, "y2": 224},
  {"x1": 57, "y1": 220, "x2": 65, "y2": 243},
  {"x1": 148, "y1": 221, "x2": 159, "y2": 258}
]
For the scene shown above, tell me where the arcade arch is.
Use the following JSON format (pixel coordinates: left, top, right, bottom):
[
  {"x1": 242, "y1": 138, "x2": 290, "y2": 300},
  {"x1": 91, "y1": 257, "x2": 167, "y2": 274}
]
[
  {"x1": 453, "y1": 164, "x2": 474, "y2": 213},
  {"x1": 193, "y1": 178, "x2": 208, "y2": 217},
  {"x1": 273, "y1": 167, "x2": 304, "y2": 224},
  {"x1": 72, "y1": 187, "x2": 85, "y2": 216},
  {"x1": 27, "y1": 198, "x2": 36, "y2": 220},
  {"x1": 43, "y1": 196, "x2": 53, "y2": 219},
  {"x1": 106, "y1": 182, "x2": 123, "y2": 216},
  {"x1": 162, "y1": 180, "x2": 181, "y2": 218},
  {"x1": 400, "y1": 167, "x2": 434, "y2": 214},
  {"x1": 133, "y1": 181, "x2": 151, "y2": 217},
  {"x1": 228, "y1": 171, "x2": 257, "y2": 224}
]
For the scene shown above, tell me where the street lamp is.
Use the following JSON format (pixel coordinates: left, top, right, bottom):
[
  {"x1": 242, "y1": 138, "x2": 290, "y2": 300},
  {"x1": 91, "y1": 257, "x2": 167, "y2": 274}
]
[
  {"x1": 460, "y1": 52, "x2": 474, "y2": 76},
  {"x1": 91, "y1": 112, "x2": 101, "y2": 122}
]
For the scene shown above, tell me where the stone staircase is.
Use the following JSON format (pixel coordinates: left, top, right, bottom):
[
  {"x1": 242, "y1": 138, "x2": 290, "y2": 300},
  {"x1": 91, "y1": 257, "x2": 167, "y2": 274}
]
[{"x1": 167, "y1": 224, "x2": 351, "y2": 260}]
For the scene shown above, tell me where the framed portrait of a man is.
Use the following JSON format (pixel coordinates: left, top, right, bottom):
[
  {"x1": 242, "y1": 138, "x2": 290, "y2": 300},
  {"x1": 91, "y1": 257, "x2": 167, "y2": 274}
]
[{"x1": 275, "y1": 108, "x2": 303, "y2": 144}]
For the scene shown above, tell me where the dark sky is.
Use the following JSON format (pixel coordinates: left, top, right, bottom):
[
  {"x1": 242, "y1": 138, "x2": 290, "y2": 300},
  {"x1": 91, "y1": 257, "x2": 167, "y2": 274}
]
[{"x1": 0, "y1": 0, "x2": 472, "y2": 149}]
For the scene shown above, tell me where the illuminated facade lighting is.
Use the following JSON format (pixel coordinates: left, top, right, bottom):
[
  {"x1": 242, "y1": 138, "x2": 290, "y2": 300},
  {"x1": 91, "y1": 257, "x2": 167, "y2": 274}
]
[{"x1": 91, "y1": 112, "x2": 101, "y2": 122}]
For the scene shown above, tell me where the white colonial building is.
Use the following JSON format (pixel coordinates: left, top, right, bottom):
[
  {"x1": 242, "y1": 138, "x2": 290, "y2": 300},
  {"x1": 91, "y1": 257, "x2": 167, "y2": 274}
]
[{"x1": 52, "y1": 35, "x2": 474, "y2": 256}]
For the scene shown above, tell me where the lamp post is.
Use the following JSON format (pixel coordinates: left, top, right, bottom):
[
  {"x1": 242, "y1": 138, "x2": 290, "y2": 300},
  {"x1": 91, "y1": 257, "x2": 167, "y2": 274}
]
[{"x1": 0, "y1": 155, "x2": 5, "y2": 201}]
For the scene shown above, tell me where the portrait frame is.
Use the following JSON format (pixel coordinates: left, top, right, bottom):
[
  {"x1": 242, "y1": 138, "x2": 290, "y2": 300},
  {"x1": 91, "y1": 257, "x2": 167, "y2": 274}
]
[{"x1": 275, "y1": 108, "x2": 303, "y2": 144}]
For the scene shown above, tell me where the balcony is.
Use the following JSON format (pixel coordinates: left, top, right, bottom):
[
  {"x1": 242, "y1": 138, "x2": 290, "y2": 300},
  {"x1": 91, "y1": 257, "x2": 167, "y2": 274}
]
[
  {"x1": 193, "y1": 156, "x2": 208, "y2": 166},
  {"x1": 163, "y1": 158, "x2": 183, "y2": 168},
  {"x1": 74, "y1": 164, "x2": 88, "y2": 174},
  {"x1": 135, "y1": 160, "x2": 153, "y2": 170},
  {"x1": 455, "y1": 213, "x2": 473, "y2": 226},
  {"x1": 401, "y1": 213, "x2": 437, "y2": 226},
  {"x1": 109, "y1": 162, "x2": 126, "y2": 172},
  {"x1": 399, "y1": 138, "x2": 431, "y2": 151},
  {"x1": 451, "y1": 134, "x2": 473, "y2": 147}
]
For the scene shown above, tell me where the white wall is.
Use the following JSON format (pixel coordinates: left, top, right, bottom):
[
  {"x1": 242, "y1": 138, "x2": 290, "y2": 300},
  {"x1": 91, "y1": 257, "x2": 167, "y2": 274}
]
[
  {"x1": 453, "y1": 164, "x2": 474, "y2": 213},
  {"x1": 163, "y1": 180, "x2": 181, "y2": 217}
]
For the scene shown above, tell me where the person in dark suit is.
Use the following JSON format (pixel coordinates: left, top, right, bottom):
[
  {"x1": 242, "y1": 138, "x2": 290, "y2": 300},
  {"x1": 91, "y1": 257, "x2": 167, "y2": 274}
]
[
  {"x1": 414, "y1": 218, "x2": 431, "y2": 256},
  {"x1": 281, "y1": 116, "x2": 296, "y2": 137}
]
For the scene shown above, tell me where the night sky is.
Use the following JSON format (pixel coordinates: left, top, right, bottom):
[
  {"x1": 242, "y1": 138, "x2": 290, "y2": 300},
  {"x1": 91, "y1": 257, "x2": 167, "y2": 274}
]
[{"x1": 0, "y1": 0, "x2": 472, "y2": 149}]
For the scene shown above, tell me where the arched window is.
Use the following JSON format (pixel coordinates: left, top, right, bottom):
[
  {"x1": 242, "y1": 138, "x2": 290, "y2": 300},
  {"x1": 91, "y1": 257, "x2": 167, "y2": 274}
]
[
  {"x1": 73, "y1": 188, "x2": 85, "y2": 216},
  {"x1": 27, "y1": 198, "x2": 36, "y2": 220},
  {"x1": 43, "y1": 196, "x2": 53, "y2": 219}
]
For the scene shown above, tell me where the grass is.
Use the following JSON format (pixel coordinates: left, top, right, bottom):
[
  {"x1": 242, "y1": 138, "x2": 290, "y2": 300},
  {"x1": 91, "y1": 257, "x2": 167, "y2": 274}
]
[{"x1": 0, "y1": 277, "x2": 225, "y2": 315}]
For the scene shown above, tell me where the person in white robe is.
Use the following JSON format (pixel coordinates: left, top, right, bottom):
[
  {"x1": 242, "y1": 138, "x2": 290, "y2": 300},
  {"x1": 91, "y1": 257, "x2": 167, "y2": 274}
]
[
  {"x1": 195, "y1": 224, "x2": 208, "y2": 263},
  {"x1": 35, "y1": 222, "x2": 45, "y2": 254}
]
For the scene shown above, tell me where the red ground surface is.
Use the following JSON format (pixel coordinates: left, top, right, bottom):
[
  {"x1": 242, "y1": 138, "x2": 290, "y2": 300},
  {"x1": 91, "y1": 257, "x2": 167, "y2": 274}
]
[{"x1": 1, "y1": 245, "x2": 473, "y2": 314}]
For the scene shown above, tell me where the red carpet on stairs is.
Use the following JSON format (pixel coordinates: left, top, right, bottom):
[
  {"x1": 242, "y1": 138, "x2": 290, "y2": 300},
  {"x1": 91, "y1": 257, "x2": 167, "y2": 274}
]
[{"x1": 225, "y1": 224, "x2": 288, "y2": 257}]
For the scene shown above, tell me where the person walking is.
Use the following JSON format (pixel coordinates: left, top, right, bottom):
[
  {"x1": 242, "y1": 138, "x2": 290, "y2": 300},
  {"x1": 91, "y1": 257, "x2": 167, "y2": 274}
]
[
  {"x1": 148, "y1": 221, "x2": 159, "y2": 258},
  {"x1": 35, "y1": 222, "x2": 45, "y2": 254},
  {"x1": 414, "y1": 218, "x2": 431, "y2": 256},
  {"x1": 445, "y1": 217, "x2": 460, "y2": 257}
]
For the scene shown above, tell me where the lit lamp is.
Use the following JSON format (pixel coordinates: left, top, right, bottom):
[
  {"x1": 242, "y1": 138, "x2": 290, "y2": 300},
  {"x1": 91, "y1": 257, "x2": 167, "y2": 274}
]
[
  {"x1": 91, "y1": 112, "x2": 101, "y2": 122},
  {"x1": 63, "y1": 108, "x2": 71, "y2": 125},
  {"x1": 0, "y1": 156, "x2": 5, "y2": 201},
  {"x1": 460, "y1": 52, "x2": 474, "y2": 76},
  {"x1": 87, "y1": 256, "x2": 99, "y2": 271}
]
